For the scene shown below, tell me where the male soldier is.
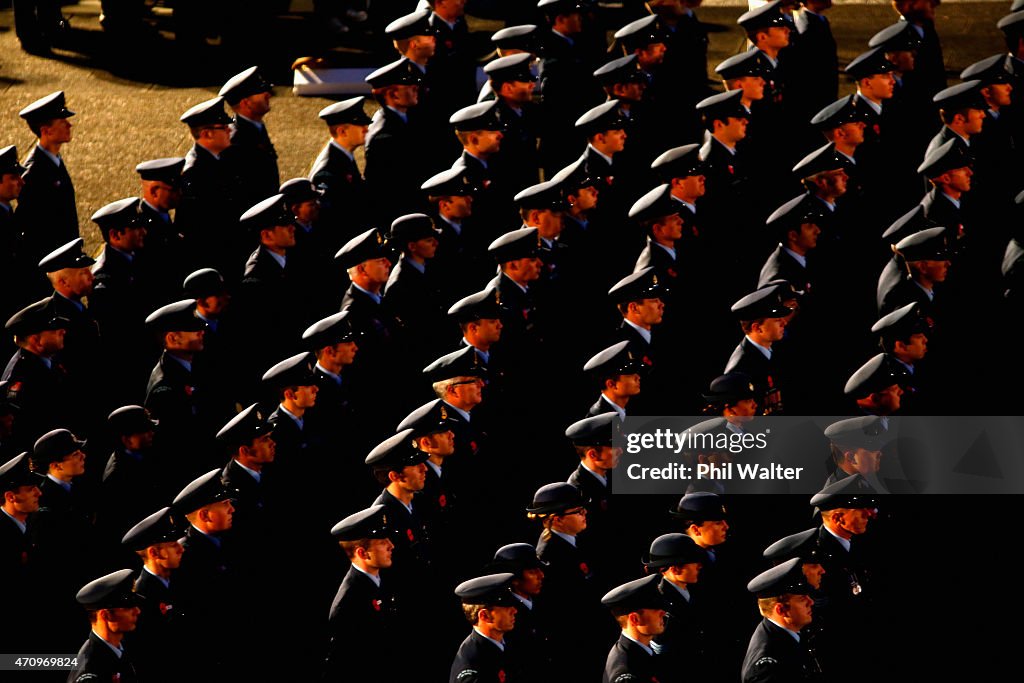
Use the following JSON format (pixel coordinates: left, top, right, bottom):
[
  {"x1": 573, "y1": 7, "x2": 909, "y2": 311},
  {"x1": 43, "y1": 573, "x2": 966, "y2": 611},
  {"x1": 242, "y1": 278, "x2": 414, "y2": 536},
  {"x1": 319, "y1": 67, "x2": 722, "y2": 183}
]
[
  {"x1": 551, "y1": 158, "x2": 611, "y2": 297},
  {"x1": 449, "y1": 100, "x2": 506, "y2": 227},
  {"x1": 607, "y1": 267, "x2": 666, "y2": 388},
  {"x1": 363, "y1": 59, "x2": 430, "y2": 224},
  {"x1": 260, "y1": 352, "x2": 319, "y2": 483},
  {"x1": 925, "y1": 80, "x2": 987, "y2": 156},
  {"x1": 97, "y1": 406, "x2": 162, "y2": 552},
  {"x1": 89, "y1": 198, "x2": 150, "y2": 399},
  {"x1": 997, "y1": 11, "x2": 1024, "y2": 141},
  {"x1": 301, "y1": 311, "x2": 361, "y2": 448},
  {"x1": 868, "y1": 21, "x2": 931, "y2": 163},
  {"x1": 486, "y1": 542, "x2": 551, "y2": 680},
  {"x1": 891, "y1": 0, "x2": 946, "y2": 102},
  {"x1": 514, "y1": 180, "x2": 571, "y2": 312},
  {"x1": 537, "y1": 0, "x2": 606, "y2": 172},
  {"x1": 279, "y1": 177, "x2": 336, "y2": 306},
  {"x1": 384, "y1": 214, "x2": 447, "y2": 358},
  {"x1": 216, "y1": 403, "x2": 278, "y2": 551},
  {"x1": 425, "y1": 0, "x2": 477, "y2": 111},
  {"x1": 528, "y1": 481, "x2": 607, "y2": 680},
  {"x1": 67, "y1": 569, "x2": 142, "y2": 683},
  {"x1": 724, "y1": 288, "x2": 794, "y2": 415},
  {"x1": 870, "y1": 301, "x2": 930, "y2": 401},
  {"x1": 646, "y1": 533, "x2": 708, "y2": 682},
  {"x1": 310, "y1": 97, "x2": 372, "y2": 240},
  {"x1": 143, "y1": 299, "x2": 211, "y2": 480},
  {"x1": 696, "y1": 90, "x2": 754, "y2": 271},
  {"x1": 31, "y1": 428, "x2": 95, "y2": 650},
  {"x1": 0, "y1": 146, "x2": 30, "y2": 319},
  {"x1": 385, "y1": 8, "x2": 443, "y2": 129},
  {"x1": 120, "y1": 507, "x2": 183, "y2": 682},
  {"x1": 450, "y1": 573, "x2": 520, "y2": 683},
  {"x1": 38, "y1": 238, "x2": 99, "y2": 390},
  {"x1": 219, "y1": 67, "x2": 279, "y2": 206},
  {"x1": 843, "y1": 354, "x2": 911, "y2": 416},
  {"x1": 740, "y1": 558, "x2": 820, "y2": 682},
  {"x1": 877, "y1": 226, "x2": 952, "y2": 316},
  {"x1": 484, "y1": 54, "x2": 542, "y2": 192},
  {"x1": 421, "y1": 165, "x2": 488, "y2": 295},
  {"x1": 2, "y1": 299, "x2": 72, "y2": 446},
  {"x1": 649, "y1": 143, "x2": 709, "y2": 271},
  {"x1": 0, "y1": 452, "x2": 41, "y2": 647},
  {"x1": 823, "y1": 416, "x2": 889, "y2": 489},
  {"x1": 15, "y1": 92, "x2": 78, "y2": 266},
  {"x1": 790, "y1": 144, "x2": 849, "y2": 249},
  {"x1": 176, "y1": 97, "x2": 243, "y2": 275},
  {"x1": 574, "y1": 100, "x2": 631, "y2": 221},
  {"x1": 918, "y1": 135, "x2": 973, "y2": 243},
  {"x1": 737, "y1": 1, "x2": 792, "y2": 170},
  {"x1": 716, "y1": 49, "x2": 769, "y2": 139},
  {"x1": 600, "y1": 574, "x2": 667, "y2": 683},
  {"x1": 324, "y1": 505, "x2": 396, "y2": 680},
  {"x1": 961, "y1": 55, "x2": 1017, "y2": 217},
  {"x1": 758, "y1": 194, "x2": 828, "y2": 294},
  {"x1": 701, "y1": 372, "x2": 760, "y2": 425},
  {"x1": 486, "y1": 227, "x2": 545, "y2": 358},
  {"x1": 809, "y1": 96, "x2": 867, "y2": 180},
  {"x1": 583, "y1": 341, "x2": 645, "y2": 419},
  {"x1": 135, "y1": 158, "x2": 187, "y2": 305},
  {"x1": 565, "y1": 412, "x2": 623, "y2": 571},
  {"x1": 630, "y1": 184, "x2": 690, "y2": 294},
  {"x1": 395, "y1": 400, "x2": 460, "y2": 545},
  {"x1": 423, "y1": 345, "x2": 488, "y2": 459},
  {"x1": 609, "y1": 17, "x2": 667, "y2": 168},
  {"x1": 170, "y1": 469, "x2": 240, "y2": 676},
  {"x1": 448, "y1": 287, "x2": 503, "y2": 371}
]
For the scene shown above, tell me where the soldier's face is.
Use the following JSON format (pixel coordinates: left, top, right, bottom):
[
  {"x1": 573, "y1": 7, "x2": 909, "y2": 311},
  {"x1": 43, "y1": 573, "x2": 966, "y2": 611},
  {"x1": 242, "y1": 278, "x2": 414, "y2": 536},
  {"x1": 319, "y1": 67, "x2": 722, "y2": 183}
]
[
  {"x1": 105, "y1": 607, "x2": 141, "y2": 634},
  {"x1": 763, "y1": 26, "x2": 790, "y2": 50},
  {"x1": 37, "y1": 328, "x2": 66, "y2": 354},
  {"x1": 802, "y1": 562, "x2": 825, "y2": 590},
  {"x1": 64, "y1": 266, "x2": 95, "y2": 297},
  {"x1": 614, "y1": 82, "x2": 647, "y2": 104},
  {"x1": 172, "y1": 330, "x2": 205, "y2": 352},
  {"x1": 735, "y1": 76, "x2": 765, "y2": 102},
  {"x1": 7, "y1": 485, "x2": 41, "y2": 514},
  {"x1": 600, "y1": 128, "x2": 627, "y2": 153},
  {"x1": 556, "y1": 506, "x2": 588, "y2": 534},
  {"x1": 511, "y1": 257, "x2": 543, "y2": 282},
  {"x1": 633, "y1": 298, "x2": 664, "y2": 326},
  {"x1": 362, "y1": 257, "x2": 392, "y2": 285},
  {"x1": 409, "y1": 236, "x2": 439, "y2": 261},
  {"x1": 502, "y1": 79, "x2": 536, "y2": 105},
  {"x1": 341, "y1": 123, "x2": 369, "y2": 147},
  {"x1": 0, "y1": 172, "x2": 25, "y2": 202},
  {"x1": 475, "y1": 129, "x2": 504, "y2": 155},
  {"x1": 442, "y1": 194, "x2": 473, "y2": 219},
  {"x1": 147, "y1": 181, "x2": 181, "y2": 210},
  {"x1": 896, "y1": 332, "x2": 928, "y2": 361},
  {"x1": 560, "y1": 12, "x2": 584, "y2": 34},
  {"x1": 243, "y1": 91, "x2": 272, "y2": 117},
  {"x1": 677, "y1": 174, "x2": 706, "y2": 200},
  {"x1": 266, "y1": 224, "x2": 296, "y2": 249},
  {"x1": 120, "y1": 225, "x2": 147, "y2": 251},
  {"x1": 364, "y1": 538, "x2": 394, "y2": 569},
  {"x1": 569, "y1": 186, "x2": 599, "y2": 212},
  {"x1": 960, "y1": 109, "x2": 986, "y2": 135},
  {"x1": 203, "y1": 125, "x2": 233, "y2": 153},
  {"x1": 293, "y1": 199, "x2": 320, "y2": 224},
  {"x1": 486, "y1": 605, "x2": 517, "y2": 633},
  {"x1": 836, "y1": 507, "x2": 871, "y2": 535},
  {"x1": 291, "y1": 384, "x2": 318, "y2": 409},
  {"x1": 818, "y1": 168, "x2": 848, "y2": 197},
  {"x1": 592, "y1": 445, "x2": 622, "y2": 471},
  {"x1": 678, "y1": 561, "x2": 701, "y2": 584},
  {"x1": 985, "y1": 83, "x2": 1013, "y2": 108},
  {"x1": 781, "y1": 594, "x2": 813, "y2": 630},
  {"x1": 411, "y1": 35, "x2": 437, "y2": 60},
  {"x1": 424, "y1": 429, "x2": 455, "y2": 456},
  {"x1": 638, "y1": 42, "x2": 667, "y2": 67},
  {"x1": 837, "y1": 121, "x2": 866, "y2": 145},
  {"x1": 54, "y1": 449, "x2": 86, "y2": 478},
  {"x1": 791, "y1": 222, "x2": 821, "y2": 252},
  {"x1": 42, "y1": 118, "x2": 72, "y2": 144},
  {"x1": 849, "y1": 448, "x2": 882, "y2": 474},
  {"x1": 756, "y1": 317, "x2": 787, "y2": 342},
  {"x1": 863, "y1": 72, "x2": 896, "y2": 100},
  {"x1": 204, "y1": 500, "x2": 234, "y2": 532},
  {"x1": 199, "y1": 293, "x2": 231, "y2": 316},
  {"x1": 691, "y1": 519, "x2": 728, "y2": 546},
  {"x1": 887, "y1": 50, "x2": 915, "y2": 72},
  {"x1": 514, "y1": 568, "x2": 544, "y2": 597},
  {"x1": 635, "y1": 608, "x2": 667, "y2": 636},
  {"x1": 472, "y1": 318, "x2": 502, "y2": 344},
  {"x1": 872, "y1": 384, "x2": 903, "y2": 414},
  {"x1": 654, "y1": 214, "x2": 684, "y2": 242},
  {"x1": 392, "y1": 85, "x2": 420, "y2": 109},
  {"x1": 533, "y1": 209, "x2": 563, "y2": 239},
  {"x1": 333, "y1": 341, "x2": 358, "y2": 366},
  {"x1": 154, "y1": 541, "x2": 184, "y2": 570},
  {"x1": 721, "y1": 116, "x2": 748, "y2": 143},
  {"x1": 247, "y1": 433, "x2": 277, "y2": 464},
  {"x1": 914, "y1": 259, "x2": 950, "y2": 283},
  {"x1": 397, "y1": 462, "x2": 427, "y2": 492},
  {"x1": 450, "y1": 376, "x2": 484, "y2": 407},
  {"x1": 612, "y1": 373, "x2": 642, "y2": 397},
  {"x1": 726, "y1": 398, "x2": 758, "y2": 418},
  {"x1": 437, "y1": 0, "x2": 466, "y2": 17}
]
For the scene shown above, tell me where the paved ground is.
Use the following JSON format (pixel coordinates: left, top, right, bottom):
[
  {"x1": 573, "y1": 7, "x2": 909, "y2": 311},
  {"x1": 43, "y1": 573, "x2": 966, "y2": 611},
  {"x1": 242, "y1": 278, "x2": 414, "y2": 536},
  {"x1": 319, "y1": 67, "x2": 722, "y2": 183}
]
[{"x1": 0, "y1": 2, "x2": 1012, "y2": 254}]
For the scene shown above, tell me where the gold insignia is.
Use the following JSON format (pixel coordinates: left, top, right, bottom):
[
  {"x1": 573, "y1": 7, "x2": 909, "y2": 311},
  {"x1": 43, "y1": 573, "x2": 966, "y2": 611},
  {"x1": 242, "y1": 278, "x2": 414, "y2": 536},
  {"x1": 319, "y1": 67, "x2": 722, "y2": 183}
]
[
  {"x1": 256, "y1": 410, "x2": 263, "y2": 421},
  {"x1": 493, "y1": 289, "x2": 501, "y2": 305},
  {"x1": 440, "y1": 405, "x2": 448, "y2": 420},
  {"x1": 651, "y1": 274, "x2": 658, "y2": 285},
  {"x1": 748, "y1": 383, "x2": 755, "y2": 392},
  {"x1": 376, "y1": 231, "x2": 383, "y2": 245}
]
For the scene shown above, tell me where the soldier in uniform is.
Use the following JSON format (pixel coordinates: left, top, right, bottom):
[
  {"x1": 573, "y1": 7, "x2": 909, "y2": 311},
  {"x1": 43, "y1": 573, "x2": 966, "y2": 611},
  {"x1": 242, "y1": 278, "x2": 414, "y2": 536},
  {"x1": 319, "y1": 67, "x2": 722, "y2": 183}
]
[
  {"x1": 486, "y1": 542, "x2": 551, "y2": 681},
  {"x1": 486, "y1": 227, "x2": 545, "y2": 373},
  {"x1": 484, "y1": 54, "x2": 543, "y2": 193},
  {"x1": 877, "y1": 226, "x2": 952, "y2": 316},
  {"x1": 67, "y1": 569, "x2": 142, "y2": 683},
  {"x1": 0, "y1": 146, "x2": 30, "y2": 322},
  {"x1": 0, "y1": 452, "x2": 41, "y2": 648},
  {"x1": 600, "y1": 574, "x2": 667, "y2": 683},
  {"x1": 926, "y1": 80, "x2": 987, "y2": 156},
  {"x1": 301, "y1": 311, "x2": 361, "y2": 455},
  {"x1": 216, "y1": 403, "x2": 278, "y2": 552},
  {"x1": 310, "y1": 97, "x2": 372, "y2": 243},
  {"x1": 574, "y1": 100, "x2": 631, "y2": 223},
  {"x1": 450, "y1": 573, "x2": 520, "y2": 683},
  {"x1": 630, "y1": 184, "x2": 690, "y2": 297},
  {"x1": 421, "y1": 166, "x2": 489, "y2": 296},
  {"x1": 843, "y1": 353, "x2": 911, "y2": 417},
  {"x1": 724, "y1": 288, "x2": 794, "y2": 415},
  {"x1": 324, "y1": 505, "x2": 396, "y2": 680},
  {"x1": 14, "y1": 92, "x2": 78, "y2": 267},
  {"x1": 260, "y1": 352, "x2": 319, "y2": 487},
  {"x1": 758, "y1": 194, "x2": 828, "y2": 296},
  {"x1": 135, "y1": 157, "x2": 187, "y2": 306},
  {"x1": 422, "y1": 345, "x2": 488, "y2": 460},
  {"x1": 219, "y1": 67, "x2": 279, "y2": 207},
  {"x1": 870, "y1": 301, "x2": 930, "y2": 406},
  {"x1": 740, "y1": 558, "x2": 821, "y2": 683},
  {"x1": 425, "y1": 0, "x2": 478, "y2": 111},
  {"x1": 120, "y1": 507, "x2": 183, "y2": 683},
  {"x1": 384, "y1": 213, "x2": 448, "y2": 363},
  {"x1": 2, "y1": 299, "x2": 72, "y2": 448},
  {"x1": 582, "y1": 341, "x2": 645, "y2": 420},
  {"x1": 175, "y1": 97, "x2": 244, "y2": 275},
  {"x1": 822, "y1": 417, "x2": 889, "y2": 489},
  {"x1": 891, "y1": 0, "x2": 946, "y2": 102},
  {"x1": 38, "y1": 238, "x2": 100, "y2": 393},
  {"x1": 646, "y1": 533, "x2": 709, "y2": 683}
]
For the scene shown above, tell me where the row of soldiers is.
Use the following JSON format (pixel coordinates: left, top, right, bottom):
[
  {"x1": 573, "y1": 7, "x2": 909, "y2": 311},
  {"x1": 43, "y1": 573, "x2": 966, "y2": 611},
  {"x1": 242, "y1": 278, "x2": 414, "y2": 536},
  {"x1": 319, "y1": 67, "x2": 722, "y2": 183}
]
[{"x1": 0, "y1": 0, "x2": 1019, "y2": 681}]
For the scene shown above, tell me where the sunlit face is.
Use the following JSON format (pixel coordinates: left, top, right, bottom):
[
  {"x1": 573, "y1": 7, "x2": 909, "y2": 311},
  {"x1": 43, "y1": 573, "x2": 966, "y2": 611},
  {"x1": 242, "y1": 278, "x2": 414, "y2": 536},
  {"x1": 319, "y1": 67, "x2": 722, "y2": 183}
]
[
  {"x1": 242, "y1": 91, "x2": 272, "y2": 117},
  {"x1": 500, "y1": 79, "x2": 536, "y2": 105},
  {"x1": 569, "y1": 186, "x2": 598, "y2": 212},
  {"x1": 755, "y1": 317, "x2": 787, "y2": 343},
  {"x1": 802, "y1": 562, "x2": 825, "y2": 590},
  {"x1": 474, "y1": 129, "x2": 504, "y2": 156},
  {"x1": 719, "y1": 116, "x2": 748, "y2": 144},
  {"x1": 449, "y1": 376, "x2": 484, "y2": 408},
  {"x1": 836, "y1": 121, "x2": 866, "y2": 146},
  {"x1": 944, "y1": 166, "x2": 972, "y2": 193},
  {"x1": 442, "y1": 194, "x2": 473, "y2": 219},
  {"x1": 912, "y1": 259, "x2": 950, "y2": 284},
  {"x1": 610, "y1": 373, "x2": 642, "y2": 397},
  {"x1": 486, "y1": 605, "x2": 517, "y2": 633},
  {"x1": 289, "y1": 384, "x2": 318, "y2": 409},
  {"x1": 469, "y1": 318, "x2": 502, "y2": 344},
  {"x1": 153, "y1": 541, "x2": 184, "y2": 570},
  {"x1": 63, "y1": 267, "x2": 95, "y2": 297},
  {"x1": 361, "y1": 257, "x2": 392, "y2": 285},
  {"x1": 733, "y1": 75, "x2": 765, "y2": 102},
  {"x1": 861, "y1": 73, "x2": 896, "y2": 100},
  {"x1": 637, "y1": 42, "x2": 667, "y2": 67},
  {"x1": 782, "y1": 594, "x2": 814, "y2": 630},
  {"x1": 332, "y1": 341, "x2": 359, "y2": 366},
  {"x1": 600, "y1": 128, "x2": 628, "y2": 153},
  {"x1": 42, "y1": 118, "x2": 73, "y2": 143},
  {"x1": 514, "y1": 567, "x2": 544, "y2": 597},
  {"x1": 390, "y1": 85, "x2": 420, "y2": 109},
  {"x1": 246, "y1": 433, "x2": 277, "y2": 464},
  {"x1": 789, "y1": 222, "x2": 821, "y2": 253},
  {"x1": 555, "y1": 506, "x2": 588, "y2": 534},
  {"x1": 872, "y1": 384, "x2": 903, "y2": 414},
  {"x1": 760, "y1": 26, "x2": 790, "y2": 51},
  {"x1": 204, "y1": 500, "x2": 234, "y2": 532},
  {"x1": 363, "y1": 537, "x2": 394, "y2": 570},
  {"x1": 630, "y1": 298, "x2": 664, "y2": 326},
  {"x1": 395, "y1": 462, "x2": 427, "y2": 491},
  {"x1": 836, "y1": 507, "x2": 872, "y2": 535},
  {"x1": 634, "y1": 608, "x2": 667, "y2": 637},
  {"x1": 6, "y1": 484, "x2": 41, "y2": 514},
  {"x1": 0, "y1": 172, "x2": 25, "y2": 202},
  {"x1": 985, "y1": 83, "x2": 1013, "y2": 108},
  {"x1": 509, "y1": 257, "x2": 542, "y2": 282},
  {"x1": 689, "y1": 519, "x2": 728, "y2": 547}
]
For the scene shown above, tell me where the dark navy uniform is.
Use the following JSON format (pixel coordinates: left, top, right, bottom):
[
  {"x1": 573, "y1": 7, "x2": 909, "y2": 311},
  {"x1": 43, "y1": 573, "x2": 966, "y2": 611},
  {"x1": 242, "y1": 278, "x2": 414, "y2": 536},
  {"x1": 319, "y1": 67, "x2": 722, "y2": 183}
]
[
  {"x1": 603, "y1": 633, "x2": 662, "y2": 683},
  {"x1": 68, "y1": 631, "x2": 139, "y2": 683},
  {"x1": 449, "y1": 630, "x2": 514, "y2": 683},
  {"x1": 741, "y1": 618, "x2": 819, "y2": 683}
]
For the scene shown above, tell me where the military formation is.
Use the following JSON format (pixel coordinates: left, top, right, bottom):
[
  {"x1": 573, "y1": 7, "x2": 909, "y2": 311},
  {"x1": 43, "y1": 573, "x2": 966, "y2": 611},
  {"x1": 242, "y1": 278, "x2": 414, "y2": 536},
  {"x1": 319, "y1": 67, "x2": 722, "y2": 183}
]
[{"x1": 0, "y1": 0, "x2": 1021, "y2": 681}]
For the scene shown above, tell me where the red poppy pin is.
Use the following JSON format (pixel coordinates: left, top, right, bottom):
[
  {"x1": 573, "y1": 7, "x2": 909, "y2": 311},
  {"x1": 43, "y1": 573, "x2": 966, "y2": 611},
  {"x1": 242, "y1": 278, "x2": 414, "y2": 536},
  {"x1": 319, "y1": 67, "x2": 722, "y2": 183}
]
[
  {"x1": 579, "y1": 562, "x2": 590, "y2": 575},
  {"x1": 605, "y1": 176, "x2": 615, "y2": 186},
  {"x1": 498, "y1": 671, "x2": 506, "y2": 683},
  {"x1": 406, "y1": 528, "x2": 415, "y2": 542},
  {"x1": 184, "y1": 386, "x2": 194, "y2": 397},
  {"x1": 445, "y1": 40, "x2": 454, "y2": 49},
  {"x1": 372, "y1": 599, "x2": 382, "y2": 612},
  {"x1": 159, "y1": 602, "x2": 171, "y2": 616},
  {"x1": 522, "y1": 308, "x2": 530, "y2": 320},
  {"x1": 483, "y1": 179, "x2": 492, "y2": 189},
  {"x1": 642, "y1": 356, "x2": 653, "y2": 366},
  {"x1": 112, "y1": 675, "x2": 120, "y2": 683},
  {"x1": 667, "y1": 268, "x2": 678, "y2": 278},
  {"x1": 727, "y1": 165, "x2": 735, "y2": 175},
  {"x1": 767, "y1": 375, "x2": 774, "y2": 388},
  {"x1": 470, "y1": 441, "x2": 478, "y2": 453},
  {"x1": 873, "y1": 124, "x2": 881, "y2": 135},
  {"x1": 438, "y1": 494, "x2": 447, "y2": 508},
  {"x1": 7, "y1": 382, "x2": 21, "y2": 394}
]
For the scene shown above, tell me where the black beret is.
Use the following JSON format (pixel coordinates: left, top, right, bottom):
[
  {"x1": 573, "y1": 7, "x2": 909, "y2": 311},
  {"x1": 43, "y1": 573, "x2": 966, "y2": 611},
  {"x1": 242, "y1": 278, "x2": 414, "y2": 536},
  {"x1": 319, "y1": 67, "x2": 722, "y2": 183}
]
[
  {"x1": 172, "y1": 468, "x2": 233, "y2": 513},
  {"x1": 180, "y1": 97, "x2": 232, "y2": 127},
  {"x1": 747, "y1": 557, "x2": 810, "y2": 597},
  {"x1": 526, "y1": 482, "x2": 587, "y2": 515},
  {"x1": 331, "y1": 504, "x2": 392, "y2": 541},
  {"x1": 145, "y1": 299, "x2": 207, "y2": 334},
  {"x1": 601, "y1": 574, "x2": 666, "y2": 615},
  {"x1": 643, "y1": 533, "x2": 706, "y2": 569},
  {"x1": 319, "y1": 97, "x2": 373, "y2": 126},
  {"x1": 19, "y1": 91, "x2": 75, "y2": 125},
  {"x1": 302, "y1": 310, "x2": 359, "y2": 349},
  {"x1": 218, "y1": 66, "x2": 273, "y2": 105},
  {"x1": 335, "y1": 228, "x2": 391, "y2": 269},
  {"x1": 122, "y1": 507, "x2": 179, "y2": 551},
  {"x1": 38, "y1": 238, "x2": 95, "y2": 271},
  {"x1": 76, "y1": 569, "x2": 141, "y2": 611},
  {"x1": 365, "y1": 429, "x2": 429, "y2": 471}
]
